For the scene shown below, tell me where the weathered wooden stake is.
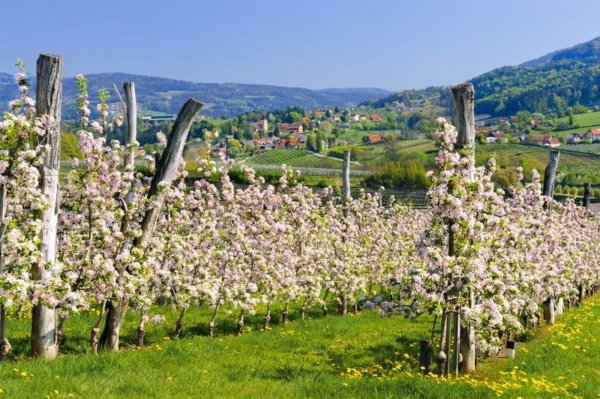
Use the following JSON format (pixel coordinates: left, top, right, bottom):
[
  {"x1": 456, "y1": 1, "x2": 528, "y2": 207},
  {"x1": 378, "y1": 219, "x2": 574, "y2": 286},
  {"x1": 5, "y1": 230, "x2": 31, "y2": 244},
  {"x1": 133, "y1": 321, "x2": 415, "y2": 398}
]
[
  {"x1": 342, "y1": 151, "x2": 351, "y2": 202},
  {"x1": 123, "y1": 82, "x2": 137, "y2": 169},
  {"x1": 31, "y1": 54, "x2": 63, "y2": 359},
  {"x1": 135, "y1": 99, "x2": 203, "y2": 248},
  {"x1": 542, "y1": 150, "x2": 559, "y2": 326},
  {"x1": 542, "y1": 151, "x2": 560, "y2": 198},
  {"x1": 555, "y1": 297, "x2": 564, "y2": 316},
  {"x1": 543, "y1": 298, "x2": 556, "y2": 325},
  {"x1": 419, "y1": 340, "x2": 433, "y2": 374},
  {"x1": 100, "y1": 98, "x2": 203, "y2": 351},
  {"x1": 451, "y1": 83, "x2": 476, "y2": 159},
  {"x1": 583, "y1": 183, "x2": 591, "y2": 209},
  {"x1": 452, "y1": 311, "x2": 461, "y2": 378},
  {"x1": 451, "y1": 82, "x2": 476, "y2": 374}
]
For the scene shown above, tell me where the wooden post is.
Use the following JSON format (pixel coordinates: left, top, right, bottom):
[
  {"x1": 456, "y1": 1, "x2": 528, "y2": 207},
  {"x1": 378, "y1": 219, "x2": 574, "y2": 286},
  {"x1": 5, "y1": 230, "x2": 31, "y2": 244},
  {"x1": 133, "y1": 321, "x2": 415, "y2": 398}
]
[
  {"x1": 453, "y1": 311, "x2": 461, "y2": 378},
  {"x1": 31, "y1": 54, "x2": 62, "y2": 359},
  {"x1": 543, "y1": 298, "x2": 556, "y2": 325},
  {"x1": 451, "y1": 83, "x2": 476, "y2": 158},
  {"x1": 451, "y1": 82, "x2": 476, "y2": 374},
  {"x1": 419, "y1": 340, "x2": 433, "y2": 374},
  {"x1": 0, "y1": 183, "x2": 10, "y2": 359},
  {"x1": 123, "y1": 82, "x2": 137, "y2": 169},
  {"x1": 99, "y1": 99, "x2": 202, "y2": 352},
  {"x1": 342, "y1": 151, "x2": 351, "y2": 202},
  {"x1": 542, "y1": 150, "x2": 559, "y2": 326},
  {"x1": 135, "y1": 99, "x2": 203, "y2": 248},
  {"x1": 542, "y1": 151, "x2": 560, "y2": 198},
  {"x1": 583, "y1": 183, "x2": 591, "y2": 209}
]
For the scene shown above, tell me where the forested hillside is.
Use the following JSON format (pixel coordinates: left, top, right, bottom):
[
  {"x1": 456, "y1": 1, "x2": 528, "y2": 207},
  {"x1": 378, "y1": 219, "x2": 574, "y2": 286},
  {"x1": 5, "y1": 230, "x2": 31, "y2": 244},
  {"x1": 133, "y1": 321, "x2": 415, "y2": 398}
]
[{"x1": 368, "y1": 36, "x2": 600, "y2": 117}]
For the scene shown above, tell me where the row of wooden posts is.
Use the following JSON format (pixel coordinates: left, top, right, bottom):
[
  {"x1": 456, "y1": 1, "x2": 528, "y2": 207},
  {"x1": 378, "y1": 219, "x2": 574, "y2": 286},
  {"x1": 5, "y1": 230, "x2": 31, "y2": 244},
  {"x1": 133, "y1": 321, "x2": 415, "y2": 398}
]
[{"x1": 0, "y1": 54, "x2": 204, "y2": 359}]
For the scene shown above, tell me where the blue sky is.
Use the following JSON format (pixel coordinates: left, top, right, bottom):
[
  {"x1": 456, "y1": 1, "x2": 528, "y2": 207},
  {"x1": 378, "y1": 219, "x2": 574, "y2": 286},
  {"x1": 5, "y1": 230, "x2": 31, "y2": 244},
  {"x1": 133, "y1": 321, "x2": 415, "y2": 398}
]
[{"x1": 2, "y1": 0, "x2": 600, "y2": 90}]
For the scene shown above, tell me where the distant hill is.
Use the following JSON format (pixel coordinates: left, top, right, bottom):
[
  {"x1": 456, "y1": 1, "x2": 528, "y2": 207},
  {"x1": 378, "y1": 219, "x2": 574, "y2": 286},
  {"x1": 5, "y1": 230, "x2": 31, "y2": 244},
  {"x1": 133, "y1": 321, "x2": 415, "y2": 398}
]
[
  {"x1": 0, "y1": 72, "x2": 390, "y2": 119},
  {"x1": 471, "y1": 37, "x2": 600, "y2": 116},
  {"x1": 366, "y1": 36, "x2": 600, "y2": 117}
]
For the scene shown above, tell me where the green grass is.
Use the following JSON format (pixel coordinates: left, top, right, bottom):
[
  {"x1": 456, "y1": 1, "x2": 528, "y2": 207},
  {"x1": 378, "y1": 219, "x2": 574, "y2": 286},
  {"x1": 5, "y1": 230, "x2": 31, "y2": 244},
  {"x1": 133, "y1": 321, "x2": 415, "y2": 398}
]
[
  {"x1": 245, "y1": 149, "x2": 354, "y2": 170},
  {"x1": 475, "y1": 143, "x2": 600, "y2": 174},
  {"x1": 561, "y1": 143, "x2": 600, "y2": 155},
  {"x1": 2, "y1": 294, "x2": 600, "y2": 398},
  {"x1": 554, "y1": 110, "x2": 600, "y2": 137}
]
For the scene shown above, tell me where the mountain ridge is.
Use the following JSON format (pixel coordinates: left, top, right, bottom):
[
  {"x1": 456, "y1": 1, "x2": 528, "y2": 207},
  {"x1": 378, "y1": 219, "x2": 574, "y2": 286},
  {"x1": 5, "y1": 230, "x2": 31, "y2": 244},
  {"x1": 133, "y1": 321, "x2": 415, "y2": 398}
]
[{"x1": 0, "y1": 71, "x2": 391, "y2": 119}]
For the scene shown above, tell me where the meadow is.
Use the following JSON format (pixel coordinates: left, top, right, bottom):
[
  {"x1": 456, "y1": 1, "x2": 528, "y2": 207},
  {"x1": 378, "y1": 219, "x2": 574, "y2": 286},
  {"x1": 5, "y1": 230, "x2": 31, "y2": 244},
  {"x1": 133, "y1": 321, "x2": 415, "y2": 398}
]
[{"x1": 1, "y1": 294, "x2": 599, "y2": 398}]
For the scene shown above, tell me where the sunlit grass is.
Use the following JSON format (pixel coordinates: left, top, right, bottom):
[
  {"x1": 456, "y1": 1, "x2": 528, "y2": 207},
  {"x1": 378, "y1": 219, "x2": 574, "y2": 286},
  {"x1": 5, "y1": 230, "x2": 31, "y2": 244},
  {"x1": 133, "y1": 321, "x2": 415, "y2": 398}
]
[{"x1": 1, "y1": 295, "x2": 599, "y2": 398}]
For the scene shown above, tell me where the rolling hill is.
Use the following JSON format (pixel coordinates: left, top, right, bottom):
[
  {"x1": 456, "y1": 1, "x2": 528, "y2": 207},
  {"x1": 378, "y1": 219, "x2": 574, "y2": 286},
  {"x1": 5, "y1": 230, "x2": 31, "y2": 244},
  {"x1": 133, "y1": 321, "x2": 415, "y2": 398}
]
[
  {"x1": 367, "y1": 36, "x2": 600, "y2": 118},
  {"x1": 0, "y1": 72, "x2": 390, "y2": 119}
]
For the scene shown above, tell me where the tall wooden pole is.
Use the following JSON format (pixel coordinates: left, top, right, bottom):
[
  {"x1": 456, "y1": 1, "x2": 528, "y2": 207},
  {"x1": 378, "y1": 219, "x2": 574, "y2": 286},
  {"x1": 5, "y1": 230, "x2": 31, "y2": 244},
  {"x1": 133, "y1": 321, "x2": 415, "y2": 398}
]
[
  {"x1": 99, "y1": 98, "x2": 202, "y2": 352},
  {"x1": 583, "y1": 183, "x2": 591, "y2": 209},
  {"x1": 342, "y1": 151, "x2": 351, "y2": 202},
  {"x1": 542, "y1": 151, "x2": 560, "y2": 199},
  {"x1": 452, "y1": 83, "x2": 476, "y2": 159},
  {"x1": 31, "y1": 54, "x2": 63, "y2": 358},
  {"x1": 451, "y1": 82, "x2": 476, "y2": 374},
  {"x1": 542, "y1": 150, "x2": 560, "y2": 325},
  {"x1": 136, "y1": 99, "x2": 203, "y2": 248},
  {"x1": 123, "y1": 82, "x2": 137, "y2": 169}
]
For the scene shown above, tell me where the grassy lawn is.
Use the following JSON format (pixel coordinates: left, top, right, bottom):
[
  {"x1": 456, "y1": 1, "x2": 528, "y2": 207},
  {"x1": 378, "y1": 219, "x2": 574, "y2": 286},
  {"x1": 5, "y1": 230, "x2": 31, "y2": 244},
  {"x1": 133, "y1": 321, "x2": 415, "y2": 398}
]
[
  {"x1": 554, "y1": 111, "x2": 600, "y2": 137},
  {"x1": 245, "y1": 149, "x2": 362, "y2": 170},
  {"x1": 475, "y1": 143, "x2": 600, "y2": 174},
  {"x1": 1, "y1": 294, "x2": 600, "y2": 398}
]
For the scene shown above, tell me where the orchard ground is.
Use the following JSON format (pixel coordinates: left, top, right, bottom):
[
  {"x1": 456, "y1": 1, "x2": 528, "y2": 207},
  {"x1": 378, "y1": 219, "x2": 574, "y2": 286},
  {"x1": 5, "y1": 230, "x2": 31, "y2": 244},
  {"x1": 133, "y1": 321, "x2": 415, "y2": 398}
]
[{"x1": 1, "y1": 295, "x2": 599, "y2": 398}]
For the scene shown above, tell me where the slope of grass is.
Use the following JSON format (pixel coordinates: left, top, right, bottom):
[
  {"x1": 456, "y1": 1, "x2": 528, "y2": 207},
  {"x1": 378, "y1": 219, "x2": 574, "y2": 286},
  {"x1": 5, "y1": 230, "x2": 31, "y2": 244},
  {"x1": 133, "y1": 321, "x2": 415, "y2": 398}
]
[
  {"x1": 1, "y1": 294, "x2": 600, "y2": 398},
  {"x1": 245, "y1": 149, "x2": 349, "y2": 169},
  {"x1": 476, "y1": 143, "x2": 600, "y2": 174}
]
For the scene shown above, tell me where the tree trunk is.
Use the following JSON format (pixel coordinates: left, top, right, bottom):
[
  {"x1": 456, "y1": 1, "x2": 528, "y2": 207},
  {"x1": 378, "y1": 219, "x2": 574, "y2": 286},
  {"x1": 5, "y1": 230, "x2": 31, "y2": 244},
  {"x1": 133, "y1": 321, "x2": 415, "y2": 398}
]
[
  {"x1": 137, "y1": 309, "x2": 146, "y2": 348},
  {"x1": 236, "y1": 309, "x2": 245, "y2": 335},
  {"x1": 263, "y1": 303, "x2": 272, "y2": 330},
  {"x1": 99, "y1": 300, "x2": 128, "y2": 351},
  {"x1": 300, "y1": 300, "x2": 307, "y2": 321},
  {"x1": 208, "y1": 302, "x2": 220, "y2": 338},
  {"x1": 282, "y1": 301, "x2": 289, "y2": 325},
  {"x1": 174, "y1": 305, "x2": 188, "y2": 339},
  {"x1": 31, "y1": 54, "x2": 63, "y2": 359},
  {"x1": 90, "y1": 301, "x2": 106, "y2": 353}
]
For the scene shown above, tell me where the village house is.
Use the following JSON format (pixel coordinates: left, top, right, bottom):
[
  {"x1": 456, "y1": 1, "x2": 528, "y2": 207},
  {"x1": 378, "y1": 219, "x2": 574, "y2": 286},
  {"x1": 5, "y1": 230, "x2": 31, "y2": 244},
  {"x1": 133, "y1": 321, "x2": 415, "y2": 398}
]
[
  {"x1": 369, "y1": 114, "x2": 384, "y2": 122},
  {"x1": 336, "y1": 122, "x2": 350, "y2": 130},
  {"x1": 365, "y1": 134, "x2": 386, "y2": 144},
  {"x1": 530, "y1": 135, "x2": 561, "y2": 148},
  {"x1": 585, "y1": 128, "x2": 600, "y2": 142},
  {"x1": 277, "y1": 123, "x2": 303, "y2": 134},
  {"x1": 566, "y1": 133, "x2": 584, "y2": 144},
  {"x1": 512, "y1": 132, "x2": 527, "y2": 142},
  {"x1": 482, "y1": 130, "x2": 506, "y2": 144},
  {"x1": 288, "y1": 131, "x2": 307, "y2": 148}
]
